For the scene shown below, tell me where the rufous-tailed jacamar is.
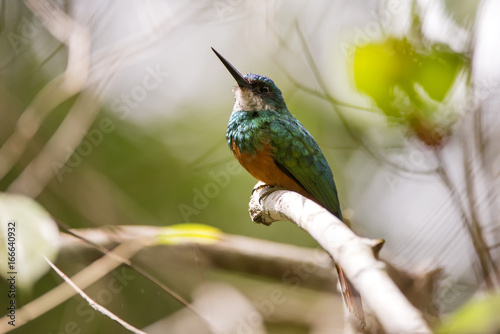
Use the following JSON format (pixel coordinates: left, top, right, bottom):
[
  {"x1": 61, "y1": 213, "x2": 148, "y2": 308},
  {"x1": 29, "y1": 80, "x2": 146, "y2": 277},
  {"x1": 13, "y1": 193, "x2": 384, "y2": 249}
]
[{"x1": 212, "y1": 48, "x2": 364, "y2": 322}]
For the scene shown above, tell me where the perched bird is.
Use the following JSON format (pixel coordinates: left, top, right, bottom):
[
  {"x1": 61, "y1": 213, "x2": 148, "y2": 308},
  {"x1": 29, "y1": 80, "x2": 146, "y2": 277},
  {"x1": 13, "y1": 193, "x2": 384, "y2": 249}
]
[{"x1": 212, "y1": 48, "x2": 364, "y2": 323}]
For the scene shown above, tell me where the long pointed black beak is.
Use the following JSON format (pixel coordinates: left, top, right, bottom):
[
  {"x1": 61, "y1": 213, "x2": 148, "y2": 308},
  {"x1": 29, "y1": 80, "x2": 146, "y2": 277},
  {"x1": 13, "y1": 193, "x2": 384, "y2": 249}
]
[{"x1": 212, "y1": 48, "x2": 250, "y2": 88}]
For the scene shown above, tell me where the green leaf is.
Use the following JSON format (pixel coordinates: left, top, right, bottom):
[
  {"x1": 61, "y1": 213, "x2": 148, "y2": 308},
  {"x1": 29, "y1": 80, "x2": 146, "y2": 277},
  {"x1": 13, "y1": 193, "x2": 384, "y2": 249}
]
[
  {"x1": 415, "y1": 49, "x2": 464, "y2": 102},
  {"x1": 437, "y1": 294, "x2": 500, "y2": 334},
  {"x1": 352, "y1": 38, "x2": 465, "y2": 118},
  {"x1": 353, "y1": 38, "x2": 417, "y2": 118},
  {"x1": 0, "y1": 193, "x2": 60, "y2": 290},
  {"x1": 156, "y1": 223, "x2": 221, "y2": 245}
]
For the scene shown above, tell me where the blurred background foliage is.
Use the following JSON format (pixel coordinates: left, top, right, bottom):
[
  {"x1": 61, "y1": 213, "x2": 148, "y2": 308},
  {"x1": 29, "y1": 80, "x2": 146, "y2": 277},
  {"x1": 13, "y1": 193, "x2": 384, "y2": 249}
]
[
  {"x1": 353, "y1": 36, "x2": 467, "y2": 146},
  {"x1": 0, "y1": 0, "x2": 500, "y2": 333}
]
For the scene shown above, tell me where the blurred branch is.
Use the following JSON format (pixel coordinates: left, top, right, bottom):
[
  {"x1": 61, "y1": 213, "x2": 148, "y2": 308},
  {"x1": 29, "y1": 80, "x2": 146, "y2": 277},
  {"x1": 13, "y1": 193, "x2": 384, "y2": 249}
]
[
  {"x1": 60, "y1": 224, "x2": 337, "y2": 289},
  {"x1": 463, "y1": 131, "x2": 496, "y2": 288},
  {"x1": 25, "y1": 0, "x2": 76, "y2": 44},
  {"x1": 44, "y1": 256, "x2": 147, "y2": 334},
  {"x1": 249, "y1": 182, "x2": 432, "y2": 334},
  {"x1": 435, "y1": 145, "x2": 500, "y2": 289},
  {"x1": 474, "y1": 101, "x2": 500, "y2": 256},
  {"x1": 0, "y1": 0, "x2": 91, "y2": 185},
  {"x1": 0, "y1": 73, "x2": 70, "y2": 181},
  {"x1": 57, "y1": 220, "x2": 226, "y2": 331},
  {"x1": 7, "y1": 89, "x2": 101, "y2": 197},
  {"x1": 31, "y1": 224, "x2": 440, "y2": 333},
  {"x1": 462, "y1": 106, "x2": 500, "y2": 287},
  {"x1": 59, "y1": 225, "x2": 439, "y2": 312},
  {"x1": 145, "y1": 283, "x2": 267, "y2": 334},
  {"x1": 2, "y1": 0, "x2": 193, "y2": 195}
]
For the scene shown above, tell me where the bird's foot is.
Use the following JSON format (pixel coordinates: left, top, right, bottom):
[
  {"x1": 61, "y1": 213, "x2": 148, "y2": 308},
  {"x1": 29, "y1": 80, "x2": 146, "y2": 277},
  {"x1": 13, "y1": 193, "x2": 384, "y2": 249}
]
[
  {"x1": 252, "y1": 182, "x2": 284, "y2": 205},
  {"x1": 249, "y1": 182, "x2": 283, "y2": 226}
]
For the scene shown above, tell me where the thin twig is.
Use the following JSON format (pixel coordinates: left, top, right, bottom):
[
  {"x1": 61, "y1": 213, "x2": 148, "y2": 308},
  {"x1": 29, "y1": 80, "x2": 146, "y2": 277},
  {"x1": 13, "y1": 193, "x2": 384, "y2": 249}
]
[
  {"x1": 44, "y1": 256, "x2": 148, "y2": 334},
  {"x1": 0, "y1": 239, "x2": 149, "y2": 333},
  {"x1": 473, "y1": 98, "x2": 500, "y2": 279},
  {"x1": 56, "y1": 220, "x2": 213, "y2": 325},
  {"x1": 463, "y1": 106, "x2": 500, "y2": 286},
  {"x1": 434, "y1": 149, "x2": 499, "y2": 288}
]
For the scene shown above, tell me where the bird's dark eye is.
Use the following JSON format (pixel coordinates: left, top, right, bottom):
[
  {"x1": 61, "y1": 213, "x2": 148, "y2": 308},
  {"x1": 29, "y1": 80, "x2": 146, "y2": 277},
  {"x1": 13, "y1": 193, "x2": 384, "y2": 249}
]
[{"x1": 259, "y1": 85, "x2": 270, "y2": 93}]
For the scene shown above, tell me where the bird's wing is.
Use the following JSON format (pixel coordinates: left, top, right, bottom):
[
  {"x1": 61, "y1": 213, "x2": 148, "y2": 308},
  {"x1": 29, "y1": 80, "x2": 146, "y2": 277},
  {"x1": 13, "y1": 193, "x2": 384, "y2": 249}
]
[
  {"x1": 269, "y1": 119, "x2": 342, "y2": 219},
  {"x1": 269, "y1": 119, "x2": 366, "y2": 324},
  {"x1": 269, "y1": 119, "x2": 365, "y2": 325}
]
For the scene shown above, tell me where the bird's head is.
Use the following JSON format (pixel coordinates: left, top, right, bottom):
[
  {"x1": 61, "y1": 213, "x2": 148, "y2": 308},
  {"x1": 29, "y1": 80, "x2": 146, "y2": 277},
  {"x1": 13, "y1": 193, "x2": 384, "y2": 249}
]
[{"x1": 212, "y1": 48, "x2": 287, "y2": 113}]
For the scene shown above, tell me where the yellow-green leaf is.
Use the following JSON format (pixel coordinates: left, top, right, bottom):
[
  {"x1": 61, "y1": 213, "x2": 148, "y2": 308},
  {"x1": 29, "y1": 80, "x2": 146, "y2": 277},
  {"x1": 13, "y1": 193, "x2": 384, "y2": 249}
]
[
  {"x1": 353, "y1": 38, "x2": 417, "y2": 117},
  {"x1": 415, "y1": 49, "x2": 464, "y2": 102},
  {"x1": 156, "y1": 223, "x2": 221, "y2": 245},
  {"x1": 352, "y1": 37, "x2": 465, "y2": 120},
  {"x1": 437, "y1": 294, "x2": 500, "y2": 334}
]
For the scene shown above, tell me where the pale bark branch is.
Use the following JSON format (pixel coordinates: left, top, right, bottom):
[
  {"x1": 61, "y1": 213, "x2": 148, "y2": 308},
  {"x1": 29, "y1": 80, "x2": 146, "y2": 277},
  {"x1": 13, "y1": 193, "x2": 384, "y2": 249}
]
[{"x1": 249, "y1": 183, "x2": 432, "y2": 334}]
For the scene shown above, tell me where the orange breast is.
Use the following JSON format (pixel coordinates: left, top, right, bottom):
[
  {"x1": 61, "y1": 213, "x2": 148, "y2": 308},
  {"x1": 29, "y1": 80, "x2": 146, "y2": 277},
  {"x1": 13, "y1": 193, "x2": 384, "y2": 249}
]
[{"x1": 231, "y1": 140, "x2": 315, "y2": 202}]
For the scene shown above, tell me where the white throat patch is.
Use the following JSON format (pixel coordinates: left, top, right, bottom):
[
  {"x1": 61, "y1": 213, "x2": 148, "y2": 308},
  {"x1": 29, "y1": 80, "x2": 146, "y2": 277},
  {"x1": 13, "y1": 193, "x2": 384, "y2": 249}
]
[{"x1": 232, "y1": 87, "x2": 270, "y2": 112}]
